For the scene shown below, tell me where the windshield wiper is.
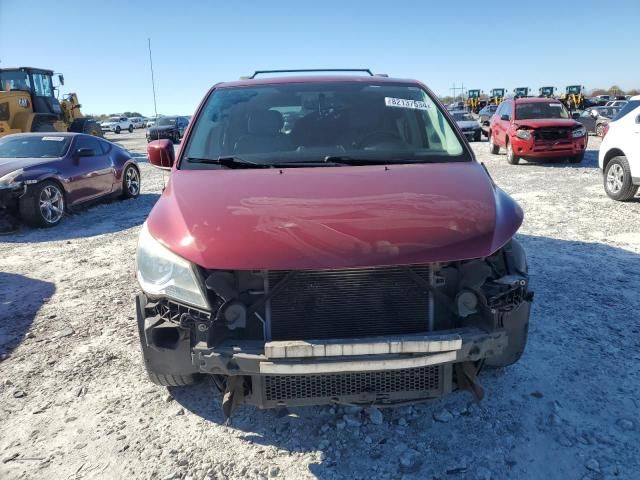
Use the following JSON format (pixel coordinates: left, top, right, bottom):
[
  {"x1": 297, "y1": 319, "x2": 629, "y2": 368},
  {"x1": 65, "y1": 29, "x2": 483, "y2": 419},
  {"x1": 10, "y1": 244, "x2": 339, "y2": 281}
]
[
  {"x1": 184, "y1": 156, "x2": 269, "y2": 169},
  {"x1": 323, "y1": 155, "x2": 436, "y2": 165}
]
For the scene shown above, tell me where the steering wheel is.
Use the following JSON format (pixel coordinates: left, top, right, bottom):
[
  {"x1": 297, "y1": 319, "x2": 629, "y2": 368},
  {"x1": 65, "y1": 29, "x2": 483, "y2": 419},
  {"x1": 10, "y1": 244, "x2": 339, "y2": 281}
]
[{"x1": 356, "y1": 130, "x2": 403, "y2": 148}]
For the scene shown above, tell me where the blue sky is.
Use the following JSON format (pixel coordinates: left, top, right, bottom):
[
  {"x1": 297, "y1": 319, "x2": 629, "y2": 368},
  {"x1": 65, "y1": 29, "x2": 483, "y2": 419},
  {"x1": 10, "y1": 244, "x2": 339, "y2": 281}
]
[{"x1": 1, "y1": 0, "x2": 638, "y2": 117}]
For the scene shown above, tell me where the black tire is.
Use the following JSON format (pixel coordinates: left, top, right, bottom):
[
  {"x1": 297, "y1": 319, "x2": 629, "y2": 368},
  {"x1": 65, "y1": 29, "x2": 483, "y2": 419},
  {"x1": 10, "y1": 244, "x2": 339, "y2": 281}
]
[
  {"x1": 485, "y1": 301, "x2": 531, "y2": 367},
  {"x1": 506, "y1": 140, "x2": 520, "y2": 165},
  {"x1": 474, "y1": 131, "x2": 482, "y2": 142},
  {"x1": 489, "y1": 131, "x2": 499, "y2": 154},
  {"x1": 595, "y1": 124, "x2": 605, "y2": 137},
  {"x1": 19, "y1": 180, "x2": 65, "y2": 228},
  {"x1": 31, "y1": 118, "x2": 56, "y2": 132},
  {"x1": 485, "y1": 239, "x2": 531, "y2": 368},
  {"x1": 172, "y1": 132, "x2": 180, "y2": 144},
  {"x1": 569, "y1": 153, "x2": 584, "y2": 164},
  {"x1": 68, "y1": 118, "x2": 104, "y2": 138},
  {"x1": 604, "y1": 156, "x2": 639, "y2": 201},
  {"x1": 121, "y1": 164, "x2": 141, "y2": 199},
  {"x1": 128, "y1": 125, "x2": 134, "y2": 133},
  {"x1": 147, "y1": 371, "x2": 201, "y2": 387},
  {"x1": 115, "y1": 126, "x2": 121, "y2": 134}
]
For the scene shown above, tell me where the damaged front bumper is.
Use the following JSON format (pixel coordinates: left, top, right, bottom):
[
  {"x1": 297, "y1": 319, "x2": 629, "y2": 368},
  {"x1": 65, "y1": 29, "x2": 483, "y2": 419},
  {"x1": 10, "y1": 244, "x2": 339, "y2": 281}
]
[
  {"x1": 136, "y1": 294, "x2": 511, "y2": 409},
  {"x1": 0, "y1": 184, "x2": 26, "y2": 232}
]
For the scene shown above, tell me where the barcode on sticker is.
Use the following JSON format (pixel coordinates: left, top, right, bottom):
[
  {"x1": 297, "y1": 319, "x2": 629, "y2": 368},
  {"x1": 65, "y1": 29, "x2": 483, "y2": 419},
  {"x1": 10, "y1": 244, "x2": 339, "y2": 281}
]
[{"x1": 385, "y1": 97, "x2": 429, "y2": 110}]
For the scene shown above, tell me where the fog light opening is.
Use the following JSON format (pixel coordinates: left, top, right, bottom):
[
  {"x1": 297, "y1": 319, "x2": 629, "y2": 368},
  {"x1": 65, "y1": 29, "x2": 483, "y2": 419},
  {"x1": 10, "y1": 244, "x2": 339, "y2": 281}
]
[{"x1": 151, "y1": 326, "x2": 180, "y2": 349}]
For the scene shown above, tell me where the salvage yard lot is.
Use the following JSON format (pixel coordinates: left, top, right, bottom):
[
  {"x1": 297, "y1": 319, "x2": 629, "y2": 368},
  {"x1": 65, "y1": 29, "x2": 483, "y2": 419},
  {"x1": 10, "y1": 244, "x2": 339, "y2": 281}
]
[{"x1": 1, "y1": 131, "x2": 639, "y2": 479}]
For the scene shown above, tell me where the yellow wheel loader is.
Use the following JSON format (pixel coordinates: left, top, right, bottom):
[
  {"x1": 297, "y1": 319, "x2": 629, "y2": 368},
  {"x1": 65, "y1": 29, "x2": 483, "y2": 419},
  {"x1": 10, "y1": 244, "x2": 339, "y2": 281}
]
[
  {"x1": 489, "y1": 88, "x2": 506, "y2": 106},
  {"x1": 0, "y1": 67, "x2": 102, "y2": 138},
  {"x1": 465, "y1": 89, "x2": 482, "y2": 113},
  {"x1": 560, "y1": 85, "x2": 585, "y2": 111}
]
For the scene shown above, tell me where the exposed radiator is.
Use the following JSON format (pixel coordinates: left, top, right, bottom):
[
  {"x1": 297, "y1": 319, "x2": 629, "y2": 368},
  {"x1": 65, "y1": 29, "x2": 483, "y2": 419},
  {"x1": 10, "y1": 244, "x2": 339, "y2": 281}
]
[{"x1": 267, "y1": 265, "x2": 432, "y2": 340}]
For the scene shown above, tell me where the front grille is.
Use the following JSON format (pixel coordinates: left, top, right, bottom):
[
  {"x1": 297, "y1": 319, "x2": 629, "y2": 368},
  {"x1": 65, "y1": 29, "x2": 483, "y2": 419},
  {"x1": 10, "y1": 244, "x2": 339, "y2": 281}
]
[
  {"x1": 268, "y1": 265, "x2": 431, "y2": 340},
  {"x1": 534, "y1": 128, "x2": 570, "y2": 141},
  {"x1": 263, "y1": 366, "x2": 443, "y2": 403}
]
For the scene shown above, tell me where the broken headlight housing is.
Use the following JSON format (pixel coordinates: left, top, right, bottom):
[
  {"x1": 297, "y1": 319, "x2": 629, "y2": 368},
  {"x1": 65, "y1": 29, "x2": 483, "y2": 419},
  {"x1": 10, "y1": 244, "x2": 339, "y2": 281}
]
[
  {"x1": 136, "y1": 223, "x2": 210, "y2": 310},
  {"x1": 572, "y1": 126, "x2": 587, "y2": 138},
  {"x1": 515, "y1": 129, "x2": 532, "y2": 140},
  {"x1": 0, "y1": 169, "x2": 24, "y2": 189}
]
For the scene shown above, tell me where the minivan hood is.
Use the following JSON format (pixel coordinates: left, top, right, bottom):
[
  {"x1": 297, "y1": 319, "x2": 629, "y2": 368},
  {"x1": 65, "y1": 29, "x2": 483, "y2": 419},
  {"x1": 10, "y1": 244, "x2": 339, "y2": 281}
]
[
  {"x1": 514, "y1": 118, "x2": 580, "y2": 129},
  {"x1": 146, "y1": 162, "x2": 523, "y2": 270}
]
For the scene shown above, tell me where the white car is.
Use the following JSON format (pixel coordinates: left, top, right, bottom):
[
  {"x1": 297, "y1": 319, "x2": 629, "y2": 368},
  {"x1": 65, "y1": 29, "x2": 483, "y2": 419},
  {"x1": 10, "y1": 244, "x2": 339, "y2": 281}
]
[
  {"x1": 101, "y1": 116, "x2": 134, "y2": 134},
  {"x1": 129, "y1": 117, "x2": 145, "y2": 129},
  {"x1": 598, "y1": 95, "x2": 640, "y2": 201}
]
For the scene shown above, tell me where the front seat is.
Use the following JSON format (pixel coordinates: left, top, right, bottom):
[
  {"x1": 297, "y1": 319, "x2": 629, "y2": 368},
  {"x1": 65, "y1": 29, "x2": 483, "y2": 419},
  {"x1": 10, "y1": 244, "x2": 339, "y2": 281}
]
[{"x1": 234, "y1": 110, "x2": 291, "y2": 154}]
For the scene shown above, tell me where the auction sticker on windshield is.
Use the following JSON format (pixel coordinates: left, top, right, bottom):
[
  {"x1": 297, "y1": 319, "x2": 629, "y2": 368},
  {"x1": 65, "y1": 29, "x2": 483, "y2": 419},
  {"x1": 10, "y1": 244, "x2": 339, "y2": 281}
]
[
  {"x1": 385, "y1": 97, "x2": 429, "y2": 110},
  {"x1": 42, "y1": 137, "x2": 65, "y2": 141}
]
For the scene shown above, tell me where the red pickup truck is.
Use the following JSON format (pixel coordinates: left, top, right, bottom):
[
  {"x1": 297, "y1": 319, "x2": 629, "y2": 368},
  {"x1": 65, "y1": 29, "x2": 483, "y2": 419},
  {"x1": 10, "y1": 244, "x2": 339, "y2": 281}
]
[{"x1": 488, "y1": 98, "x2": 588, "y2": 164}]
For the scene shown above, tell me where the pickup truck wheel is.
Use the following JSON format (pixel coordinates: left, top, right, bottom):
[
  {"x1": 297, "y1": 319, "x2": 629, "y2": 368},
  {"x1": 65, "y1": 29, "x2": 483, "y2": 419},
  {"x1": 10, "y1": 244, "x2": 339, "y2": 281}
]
[
  {"x1": 506, "y1": 141, "x2": 520, "y2": 165},
  {"x1": 115, "y1": 126, "x2": 121, "y2": 134},
  {"x1": 146, "y1": 372, "x2": 201, "y2": 387},
  {"x1": 128, "y1": 125, "x2": 134, "y2": 133},
  {"x1": 489, "y1": 132, "x2": 499, "y2": 154},
  {"x1": 569, "y1": 153, "x2": 584, "y2": 164},
  {"x1": 604, "y1": 156, "x2": 639, "y2": 201}
]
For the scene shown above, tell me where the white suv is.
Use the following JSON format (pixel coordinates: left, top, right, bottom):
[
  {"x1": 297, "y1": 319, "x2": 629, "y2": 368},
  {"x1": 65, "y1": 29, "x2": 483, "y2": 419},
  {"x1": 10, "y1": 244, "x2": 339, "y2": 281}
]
[
  {"x1": 101, "y1": 116, "x2": 134, "y2": 134},
  {"x1": 599, "y1": 95, "x2": 640, "y2": 201}
]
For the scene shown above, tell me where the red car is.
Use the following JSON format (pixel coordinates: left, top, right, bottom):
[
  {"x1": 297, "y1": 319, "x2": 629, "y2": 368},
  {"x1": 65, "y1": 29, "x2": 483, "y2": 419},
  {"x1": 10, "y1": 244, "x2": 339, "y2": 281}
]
[
  {"x1": 137, "y1": 70, "x2": 533, "y2": 415},
  {"x1": 488, "y1": 98, "x2": 588, "y2": 164}
]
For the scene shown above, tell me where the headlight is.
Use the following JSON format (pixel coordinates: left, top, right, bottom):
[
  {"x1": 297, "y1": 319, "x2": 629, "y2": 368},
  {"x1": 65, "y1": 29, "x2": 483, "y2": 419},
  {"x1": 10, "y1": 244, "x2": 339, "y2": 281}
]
[
  {"x1": 136, "y1": 223, "x2": 210, "y2": 309},
  {"x1": 0, "y1": 169, "x2": 24, "y2": 188},
  {"x1": 515, "y1": 129, "x2": 532, "y2": 140},
  {"x1": 572, "y1": 127, "x2": 587, "y2": 138}
]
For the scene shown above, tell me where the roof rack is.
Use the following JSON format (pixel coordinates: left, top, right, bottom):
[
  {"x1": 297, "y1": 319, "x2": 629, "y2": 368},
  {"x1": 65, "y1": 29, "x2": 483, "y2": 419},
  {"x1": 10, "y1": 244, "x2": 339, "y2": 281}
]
[{"x1": 241, "y1": 68, "x2": 376, "y2": 80}]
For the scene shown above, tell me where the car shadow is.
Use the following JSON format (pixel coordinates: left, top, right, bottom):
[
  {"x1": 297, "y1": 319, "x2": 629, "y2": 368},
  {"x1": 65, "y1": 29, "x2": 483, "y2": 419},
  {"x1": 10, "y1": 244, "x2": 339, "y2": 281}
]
[
  {"x1": 0, "y1": 273, "x2": 55, "y2": 359},
  {"x1": 168, "y1": 234, "x2": 640, "y2": 479},
  {"x1": 1, "y1": 193, "x2": 159, "y2": 243}
]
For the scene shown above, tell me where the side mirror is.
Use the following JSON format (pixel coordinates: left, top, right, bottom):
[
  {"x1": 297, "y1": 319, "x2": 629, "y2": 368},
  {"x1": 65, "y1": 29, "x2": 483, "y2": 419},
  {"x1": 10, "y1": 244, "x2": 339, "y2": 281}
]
[
  {"x1": 58, "y1": 74, "x2": 65, "y2": 86},
  {"x1": 500, "y1": 114, "x2": 509, "y2": 121},
  {"x1": 148, "y1": 139, "x2": 175, "y2": 170},
  {"x1": 76, "y1": 148, "x2": 95, "y2": 157},
  {"x1": 572, "y1": 112, "x2": 581, "y2": 119}
]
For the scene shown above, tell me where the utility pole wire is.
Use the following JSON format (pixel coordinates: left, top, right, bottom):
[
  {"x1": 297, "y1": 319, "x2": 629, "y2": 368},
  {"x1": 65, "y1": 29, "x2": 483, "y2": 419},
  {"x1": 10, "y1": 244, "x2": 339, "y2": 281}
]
[{"x1": 148, "y1": 38, "x2": 158, "y2": 119}]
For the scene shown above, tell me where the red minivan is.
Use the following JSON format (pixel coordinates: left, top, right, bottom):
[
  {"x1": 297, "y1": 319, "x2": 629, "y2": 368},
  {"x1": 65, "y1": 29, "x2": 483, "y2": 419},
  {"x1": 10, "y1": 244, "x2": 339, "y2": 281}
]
[
  {"x1": 137, "y1": 70, "x2": 533, "y2": 415},
  {"x1": 488, "y1": 98, "x2": 587, "y2": 164}
]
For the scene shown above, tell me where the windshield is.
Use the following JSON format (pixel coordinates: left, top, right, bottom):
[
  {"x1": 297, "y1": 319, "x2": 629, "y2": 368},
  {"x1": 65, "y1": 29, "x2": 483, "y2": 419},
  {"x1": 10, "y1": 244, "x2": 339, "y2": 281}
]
[
  {"x1": 515, "y1": 102, "x2": 569, "y2": 120},
  {"x1": 108, "y1": 117, "x2": 120, "y2": 122},
  {"x1": 0, "y1": 136, "x2": 71, "y2": 158},
  {"x1": 452, "y1": 112, "x2": 474, "y2": 121},
  {"x1": 182, "y1": 82, "x2": 466, "y2": 168},
  {"x1": 0, "y1": 71, "x2": 31, "y2": 91},
  {"x1": 613, "y1": 100, "x2": 640, "y2": 121},
  {"x1": 157, "y1": 117, "x2": 176, "y2": 126}
]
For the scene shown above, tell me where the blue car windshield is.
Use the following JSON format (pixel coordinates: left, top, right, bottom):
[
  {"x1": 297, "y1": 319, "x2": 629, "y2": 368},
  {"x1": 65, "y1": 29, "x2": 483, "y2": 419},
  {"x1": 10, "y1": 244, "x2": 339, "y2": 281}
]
[{"x1": 0, "y1": 136, "x2": 71, "y2": 158}]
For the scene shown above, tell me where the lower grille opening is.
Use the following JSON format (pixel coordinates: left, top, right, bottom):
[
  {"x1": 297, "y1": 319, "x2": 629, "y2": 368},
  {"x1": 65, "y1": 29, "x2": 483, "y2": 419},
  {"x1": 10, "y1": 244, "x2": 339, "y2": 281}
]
[{"x1": 262, "y1": 365, "x2": 444, "y2": 405}]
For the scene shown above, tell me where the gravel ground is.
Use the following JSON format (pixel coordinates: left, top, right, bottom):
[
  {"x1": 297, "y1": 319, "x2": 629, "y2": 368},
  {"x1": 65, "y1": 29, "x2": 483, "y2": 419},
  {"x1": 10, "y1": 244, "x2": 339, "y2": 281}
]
[{"x1": 1, "y1": 131, "x2": 639, "y2": 480}]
